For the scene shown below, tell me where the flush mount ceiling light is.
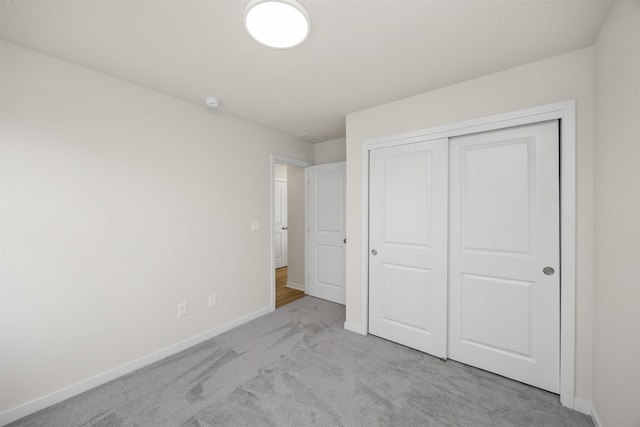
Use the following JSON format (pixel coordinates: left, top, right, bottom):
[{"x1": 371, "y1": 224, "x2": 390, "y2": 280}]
[{"x1": 244, "y1": 0, "x2": 310, "y2": 49}]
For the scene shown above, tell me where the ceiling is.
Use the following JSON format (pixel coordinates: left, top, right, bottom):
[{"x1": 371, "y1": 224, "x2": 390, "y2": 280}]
[{"x1": 0, "y1": 0, "x2": 614, "y2": 143}]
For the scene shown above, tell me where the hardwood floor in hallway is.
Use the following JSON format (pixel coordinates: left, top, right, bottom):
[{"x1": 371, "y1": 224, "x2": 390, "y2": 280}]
[{"x1": 276, "y1": 267, "x2": 305, "y2": 308}]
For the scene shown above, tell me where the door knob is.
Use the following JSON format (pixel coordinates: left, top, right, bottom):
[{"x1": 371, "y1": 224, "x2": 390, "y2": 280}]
[
  {"x1": 343, "y1": 239, "x2": 347, "y2": 244},
  {"x1": 543, "y1": 267, "x2": 555, "y2": 276},
  {"x1": 371, "y1": 249, "x2": 377, "y2": 255}
]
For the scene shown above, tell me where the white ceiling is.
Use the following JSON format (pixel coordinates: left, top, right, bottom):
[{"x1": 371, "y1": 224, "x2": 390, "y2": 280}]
[{"x1": 1, "y1": 0, "x2": 614, "y2": 142}]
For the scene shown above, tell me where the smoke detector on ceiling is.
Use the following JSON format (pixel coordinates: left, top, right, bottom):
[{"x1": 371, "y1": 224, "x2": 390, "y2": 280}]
[
  {"x1": 205, "y1": 97, "x2": 220, "y2": 108},
  {"x1": 297, "y1": 133, "x2": 323, "y2": 143}
]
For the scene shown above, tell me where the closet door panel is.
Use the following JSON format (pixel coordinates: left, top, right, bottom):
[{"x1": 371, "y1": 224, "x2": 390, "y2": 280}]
[
  {"x1": 448, "y1": 121, "x2": 560, "y2": 393},
  {"x1": 368, "y1": 138, "x2": 448, "y2": 358}
]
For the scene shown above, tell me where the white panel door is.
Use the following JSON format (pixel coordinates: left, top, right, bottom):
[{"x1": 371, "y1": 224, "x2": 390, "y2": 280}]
[
  {"x1": 448, "y1": 121, "x2": 560, "y2": 392},
  {"x1": 369, "y1": 139, "x2": 448, "y2": 358},
  {"x1": 306, "y1": 162, "x2": 346, "y2": 304},
  {"x1": 274, "y1": 180, "x2": 287, "y2": 269}
]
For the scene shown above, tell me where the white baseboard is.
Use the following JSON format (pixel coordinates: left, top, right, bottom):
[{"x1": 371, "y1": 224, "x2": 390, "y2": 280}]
[
  {"x1": 590, "y1": 404, "x2": 603, "y2": 427},
  {"x1": 573, "y1": 398, "x2": 591, "y2": 415},
  {"x1": 0, "y1": 306, "x2": 274, "y2": 427},
  {"x1": 343, "y1": 321, "x2": 367, "y2": 335},
  {"x1": 573, "y1": 398, "x2": 602, "y2": 427},
  {"x1": 285, "y1": 281, "x2": 305, "y2": 291}
]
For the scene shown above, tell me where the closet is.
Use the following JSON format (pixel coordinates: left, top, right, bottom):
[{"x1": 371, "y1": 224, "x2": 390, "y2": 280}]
[{"x1": 368, "y1": 120, "x2": 560, "y2": 393}]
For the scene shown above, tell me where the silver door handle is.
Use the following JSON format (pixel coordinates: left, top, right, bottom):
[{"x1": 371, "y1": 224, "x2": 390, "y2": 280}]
[
  {"x1": 543, "y1": 267, "x2": 555, "y2": 276},
  {"x1": 371, "y1": 249, "x2": 377, "y2": 255}
]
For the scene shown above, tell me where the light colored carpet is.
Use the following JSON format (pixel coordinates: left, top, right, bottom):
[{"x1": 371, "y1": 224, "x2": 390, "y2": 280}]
[{"x1": 10, "y1": 297, "x2": 592, "y2": 426}]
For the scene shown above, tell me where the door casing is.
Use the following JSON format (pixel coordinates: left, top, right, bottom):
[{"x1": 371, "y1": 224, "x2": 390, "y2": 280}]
[{"x1": 358, "y1": 100, "x2": 576, "y2": 408}]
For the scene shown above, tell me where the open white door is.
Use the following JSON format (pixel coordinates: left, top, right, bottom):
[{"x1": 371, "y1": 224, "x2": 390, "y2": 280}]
[
  {"x1": 448, "y1": 121, "x2": 560, "y2": 393},
  {"x1": 306, "y1": 162, "x2": 346, "y2": 305},
  {"x1": 368, "y1": 139, "x2": 448, "y2": 358},
  {"x1": 274, "y1": 180, "x2": 287, "y2": 269}
]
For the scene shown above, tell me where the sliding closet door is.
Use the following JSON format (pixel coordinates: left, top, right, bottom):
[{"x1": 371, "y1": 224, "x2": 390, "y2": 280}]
[
  {"x1": 368, "y1": 139, "x2": 448, "y2": 358},
  {"x1": 448, "y1": 121, "x2": 560, "y2": 393}
]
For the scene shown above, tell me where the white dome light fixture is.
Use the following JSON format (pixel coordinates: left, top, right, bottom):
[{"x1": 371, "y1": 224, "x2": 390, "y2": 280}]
[{"x1": 244, "y1": 0, "x2": 310, "y2": 49}]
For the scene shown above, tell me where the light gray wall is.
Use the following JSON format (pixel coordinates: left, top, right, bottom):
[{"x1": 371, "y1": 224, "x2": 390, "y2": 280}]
[
  {"x1": 0, "y1": 41, "x2": 314, "y2": 412},
  {"x1": 593, "y1": 0, "x2": 640, "y2": 425},
  {"x1": 313, "y1": 137, "x2": 346, "y2": 164},
  {"x1": 286, "y1": 164, "x2": 305, "y2": 289},
  {"x1": 346, "y1": 47, "x2": 595, "y2": 403}
]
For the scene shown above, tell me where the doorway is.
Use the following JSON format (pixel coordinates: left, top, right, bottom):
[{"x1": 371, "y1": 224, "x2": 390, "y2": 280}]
[
  {"x1": 275, "y1": 266, "x2": 305, "y2": 308},
  {"x1": 271, "y1": 156, "x2": 312, "y2": 309}
]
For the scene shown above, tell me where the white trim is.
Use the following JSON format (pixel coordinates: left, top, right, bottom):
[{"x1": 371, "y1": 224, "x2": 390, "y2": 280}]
[
  {"x1": 285, "y1": 281, "x2": 305, "y2": 291},
  {"x1": 573, "y1": 398, "x2": 602, "y2": 427},
  {"x1": 573, "y1": 398, "x2": 592, "y2": 416},
  {"x1": 558, "y1": 102, "x2": 577, "y2": 409},
  {"x1": 270, "y1": 155, "x2": 313, "y2": 311},
  {"x1": 359, "y1": 100, "x2": 576, "y2": 407},
  {"x1": 343, "y1": 321, "x2": 367, "y2": 335},
  {"x1": 0, "y1": 305, "x2": 273, "y2": 426},
  {"x1": 360, "y1": 145, "x2": 371, "y2": 337},
  {"x1": 591, "y1": 403, "x2": 603, "y2": 427},
  {"x1": 305, "y1": 167, "x2": 309, "y2": 294},
  {"x1": 272, "y1": 155, "x2": 313, "y2": 169}
]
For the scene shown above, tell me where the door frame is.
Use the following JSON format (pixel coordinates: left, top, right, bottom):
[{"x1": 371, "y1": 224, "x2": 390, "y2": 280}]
[
  {"x1": 359, "y1": 100, "x2": 576, "y2": 408},
  {"x1": 270, "y1": 155, "x2": 313, "y2": 310}
]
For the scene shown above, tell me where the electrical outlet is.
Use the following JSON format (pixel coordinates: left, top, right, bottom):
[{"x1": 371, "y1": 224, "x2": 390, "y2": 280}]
[
  {"x1": 208, "y1": 294, "x2": 217, "y2": 308},
  {"x1": 177, "y1": 302, "x2": 187, "y2": 317}
]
